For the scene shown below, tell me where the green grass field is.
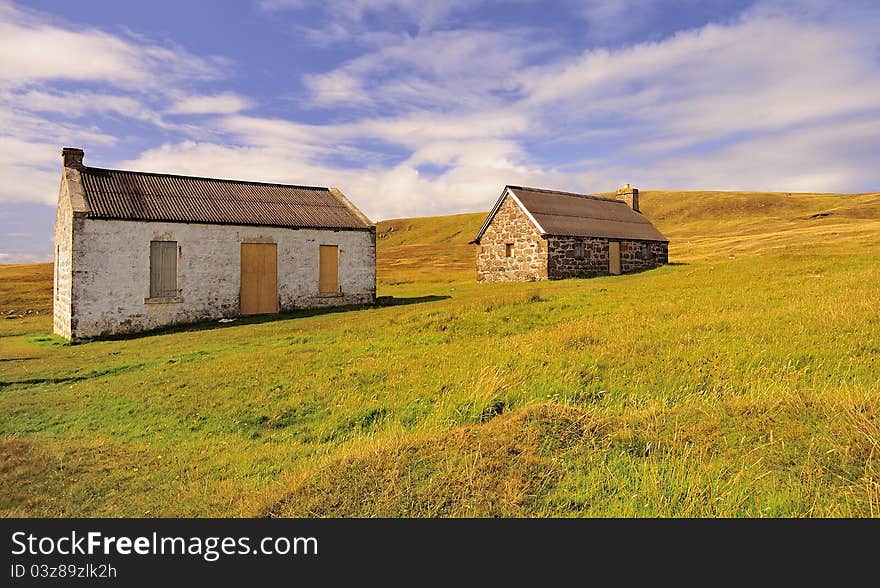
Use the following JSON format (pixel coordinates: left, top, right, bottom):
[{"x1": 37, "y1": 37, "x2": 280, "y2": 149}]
[{"x1": 1, "y1": 190, "x2": 879, "y2": 517}]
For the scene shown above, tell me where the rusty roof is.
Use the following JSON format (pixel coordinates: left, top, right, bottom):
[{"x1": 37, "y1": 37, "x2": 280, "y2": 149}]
[
  {"x1": 474, "y1": 185, "x2": 668, "y2": 242},
  {"x1": 74, "y1": 167, "x2": 372, "y2": 230}
]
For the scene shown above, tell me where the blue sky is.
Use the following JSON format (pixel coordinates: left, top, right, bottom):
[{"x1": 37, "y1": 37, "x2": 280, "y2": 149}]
[{"x1": 1, "y1": 0, "x2": 879, "y2": 262}]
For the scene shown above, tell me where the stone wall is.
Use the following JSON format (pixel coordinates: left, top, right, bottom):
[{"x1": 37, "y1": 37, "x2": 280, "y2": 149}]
[
  {"x1": 64, "y1": 219, "x2": 376, "y2": 339},
  {"x1": 619, "y1": 240, "x2": 668, "y2": 272},
  {"x1": 52, "y1": 179, "x2": 74, "y2": 339},
  {"x1": 476, "y1": 194, "x2": 548, "y2": 282},
  {"x1": 546, "y1": 236, "x2": 611, "y2": 278},
  {"x1": 547, "y1": 236, "x2": 668, "y2": 279}
]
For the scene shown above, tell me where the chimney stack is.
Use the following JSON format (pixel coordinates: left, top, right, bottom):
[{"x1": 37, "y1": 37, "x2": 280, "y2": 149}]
[
  {"x1": 62, "y1": 147, "x2": 84, "y2": 168},
  {"x1": 616, "y1": 183, "x2": 639, "y2": 212}
]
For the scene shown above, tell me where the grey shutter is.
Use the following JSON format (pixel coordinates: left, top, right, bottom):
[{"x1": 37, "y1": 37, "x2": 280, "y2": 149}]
[{"x1": 150, "y1": 241, "x2": 178, "y2": 298}]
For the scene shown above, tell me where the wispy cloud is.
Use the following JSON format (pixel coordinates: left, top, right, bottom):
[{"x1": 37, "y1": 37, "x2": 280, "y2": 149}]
[
  {"x1": 303, "y1": 29, "x2": 548, "y2": 111},
  {"x1": 260, "y1": 0, "x2": 480, "y2": 36},
  {"x1": 0, "y1": 0, "x2": 231, "y2": 204},
  {"x1": 0, "y1": 2, "x2": 222, "y2": 89},
  {"x1": 136, "y1": 1, "x2": 880, "y2": 218},
  {"x1": 167, "y1": 93, "x2": 253, "y2": 115}
]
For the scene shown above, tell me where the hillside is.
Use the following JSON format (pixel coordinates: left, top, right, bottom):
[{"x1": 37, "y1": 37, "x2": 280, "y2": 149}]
[
  {"x1": 376, "y1": 212, "x2": 484, "y2": 283},
  {"x1": 1, "y1": 190, "x2": 879, "y2": 517}
]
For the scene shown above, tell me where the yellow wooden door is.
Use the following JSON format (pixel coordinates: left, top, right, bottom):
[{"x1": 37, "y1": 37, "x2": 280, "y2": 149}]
[
  {"x1": 609, "y1": 241, "x2": 621, "y2": 275},
  {"x1": 319, "y1": 245, "x2": 339, "y2": 293},
  {"x1": 240, "y1": 243, "x2": 278, "y2": 315}
]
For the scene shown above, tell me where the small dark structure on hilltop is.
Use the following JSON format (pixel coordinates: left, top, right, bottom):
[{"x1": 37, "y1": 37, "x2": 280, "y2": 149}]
[{"x1": 472, "y1": 184, "x2": 668, "y2": 282}]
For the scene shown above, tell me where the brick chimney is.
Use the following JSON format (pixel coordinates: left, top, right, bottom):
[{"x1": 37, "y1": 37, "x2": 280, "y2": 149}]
[
  {"x1": 61, "y1": 147, "x2": 84, "y2": 168},
  {"x1": 616, "y1": 183, "x2": 639, "y2": 212}
]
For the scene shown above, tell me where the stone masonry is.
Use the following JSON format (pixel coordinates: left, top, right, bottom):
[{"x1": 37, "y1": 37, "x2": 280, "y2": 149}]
[
  {"x1": 52, "y1": 174, "x2": 74, "y2": 338},
  {"x1": 475, "y1": 185, "x2": 668, "y2": 283},
  {"x1": 476, "y1": 194, "x2": 548, "y2": 282},
  {"x1": 547, "y1": 236, "x2": 668, "y2": 279}
]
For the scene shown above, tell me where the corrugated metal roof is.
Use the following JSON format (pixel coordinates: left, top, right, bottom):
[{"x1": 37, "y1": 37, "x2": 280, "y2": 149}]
[
  {"x1": 474, "y1": 185, "x2": 667, "y2": 242},
  {"x1": 76, "y1": 167, "x2": 372, "y2": 230}
]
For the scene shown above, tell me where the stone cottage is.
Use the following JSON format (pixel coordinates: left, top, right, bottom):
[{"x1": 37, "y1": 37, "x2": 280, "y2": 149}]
[
  {"x1": 473, "y1": 184, "x2": 668, "y2": 282},
  {"x1": 53, "y1": 148, "x2": 376, "y2": 339}
]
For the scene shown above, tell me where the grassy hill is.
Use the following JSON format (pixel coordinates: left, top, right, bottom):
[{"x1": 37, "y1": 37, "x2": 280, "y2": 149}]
[
  {"x1": 377, "y1": 212, "x2": 484, "y2": 283},
  {"x1": 1, "y1": 190, "x2": 879, "y2": 517}
]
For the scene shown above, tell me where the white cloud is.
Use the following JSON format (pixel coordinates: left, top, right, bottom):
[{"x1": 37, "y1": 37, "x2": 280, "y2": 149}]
[
  {"x1": 0, "y1": 2, "x2": 221, "y2": 90},
  {"x1": 0, "y1": 1, "x2": 230, "y2": 206},
  {"x1": 517, "y1": 10, "x2": 880, "y2": 145},
  {"x1": 303, "y1": 29, "x2": 547, "y2": 110},
  {"x1": 304, "y1": 71, "x2": 371, "y2": 107},
  {"x1": 167, "y1": 93, "x2": 253, "y2": 115},
  {"x1": 115, "y1": 2, "x2": 880, "y2": 222},
  {"x1": 119, "y1": 139, "x2": 554, "y2": 221},
  {"x1": 214, "y1": 109, "x2": 531, "y2": 159},
  {"x1": 640, "y1": 116, "x2": 880, "y2": 192}
]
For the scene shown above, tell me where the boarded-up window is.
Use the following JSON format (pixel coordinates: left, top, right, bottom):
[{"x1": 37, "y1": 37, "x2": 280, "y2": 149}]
[
  {"x1": 150, "y1": 241, "x2": 178, "y2": 298},
  {"x1": 505, "y1": 243, "x2": 514, "y2": 257},
  {"x1": 574, "y1": 242, "x2": 584, "y2": 259},
  {"x1": 641, "y1": 243, "x2": 652, "y2": 261},
  {"x1": 319, "y1": 245, "x2": 339, "y2": 293}
]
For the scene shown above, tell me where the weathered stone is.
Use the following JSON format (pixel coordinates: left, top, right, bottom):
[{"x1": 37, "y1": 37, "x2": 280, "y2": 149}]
[
  {"x1": 475, "y1": 189, "x2": 668, "y2": 283},
  {"x1": 476, "y1": 194, "x2": 548, "y2": 283},
  {"x1": 546, "y1": 236, "x2": 667, "y2": 279},
  {"x1": 53, "y1": 152, "x2": 377, "y2": 340}
]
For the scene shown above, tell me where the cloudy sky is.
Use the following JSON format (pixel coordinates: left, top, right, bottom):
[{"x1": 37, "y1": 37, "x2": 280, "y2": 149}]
[{"x1": 1, "y1": 0, "x2": 878, "y2": 263}]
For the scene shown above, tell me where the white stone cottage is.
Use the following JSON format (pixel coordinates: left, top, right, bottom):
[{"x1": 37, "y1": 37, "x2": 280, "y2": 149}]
[{"x1": 53, "y1": 148, "x2": 376, "y2": 339}]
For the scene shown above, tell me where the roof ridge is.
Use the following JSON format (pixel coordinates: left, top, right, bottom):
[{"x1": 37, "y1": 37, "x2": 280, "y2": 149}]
[
  {"x1": 507, "y1": 185, "x2": 621, "y2": 203},
  {"x1": 82, "y1": 166, "x2": 331, "y2": 192}
]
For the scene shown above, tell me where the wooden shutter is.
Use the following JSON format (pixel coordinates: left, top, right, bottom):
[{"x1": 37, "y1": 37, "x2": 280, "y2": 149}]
[
  {"x1": 319, "y1": 245, "x2": 339, "y2": 293},
  {"x1": 150, "y1": 241, "x2": 177, "y2": 298}
]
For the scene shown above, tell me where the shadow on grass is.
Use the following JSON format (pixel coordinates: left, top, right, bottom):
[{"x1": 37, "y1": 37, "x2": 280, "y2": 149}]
[
  {"x1": 68, "y1": 295, "x2": 452, "y2": 343},
  {"x1": 377, "y1": 295, "x2": 451, "y2": 306},
  {"x1": 566, "y1": 263, "x2": 687, "y2": 282},
  {"x1": 621, "y1": 262, "x2": 689, "y2": 275}
]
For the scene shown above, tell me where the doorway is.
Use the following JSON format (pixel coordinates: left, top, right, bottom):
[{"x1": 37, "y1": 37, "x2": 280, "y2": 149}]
[
  {"x1": 240, "y1": 243, "x2": 278, "y2": 315},
  {"x1": 609, "y1": 241, "x2": 621, "y2": 275}
]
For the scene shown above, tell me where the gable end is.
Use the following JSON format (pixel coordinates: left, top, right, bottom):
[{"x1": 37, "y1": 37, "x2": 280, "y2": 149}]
[{"x1": 472, "y1": 186, "x2": 545, "y2": 243}]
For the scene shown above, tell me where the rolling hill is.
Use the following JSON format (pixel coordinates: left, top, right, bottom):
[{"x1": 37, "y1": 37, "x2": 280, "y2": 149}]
[{"x1": 1, "y1": 190, "x2": 879, "y2": 516}]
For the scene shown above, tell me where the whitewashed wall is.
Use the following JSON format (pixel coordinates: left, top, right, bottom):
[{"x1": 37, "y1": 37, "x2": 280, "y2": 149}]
[
  {"x1": 52, "y1": 181, "x2": 74, "y2": 339},
  {"x1": 65, "y1": 219, "x2": 376, "y2": 338}
]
